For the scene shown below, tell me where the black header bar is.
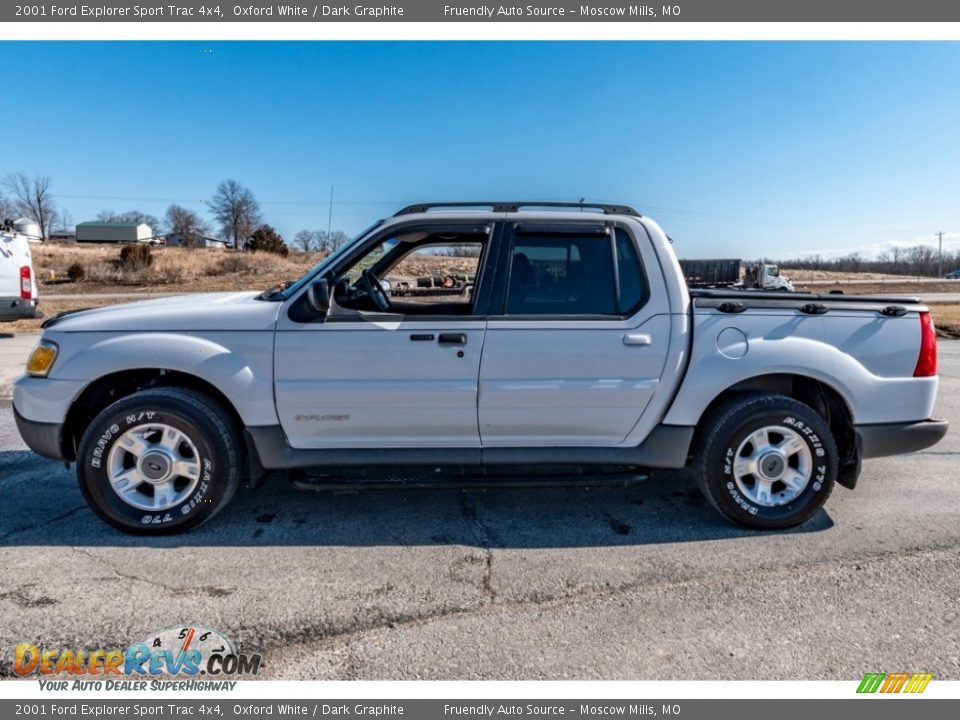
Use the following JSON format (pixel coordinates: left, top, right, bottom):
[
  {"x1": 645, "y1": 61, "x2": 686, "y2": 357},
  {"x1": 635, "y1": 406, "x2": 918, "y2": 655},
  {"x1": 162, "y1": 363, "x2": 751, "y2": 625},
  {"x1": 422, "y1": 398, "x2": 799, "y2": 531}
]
[{"x1": 6, "y1": 1, "x2": 960, "y2": 23}]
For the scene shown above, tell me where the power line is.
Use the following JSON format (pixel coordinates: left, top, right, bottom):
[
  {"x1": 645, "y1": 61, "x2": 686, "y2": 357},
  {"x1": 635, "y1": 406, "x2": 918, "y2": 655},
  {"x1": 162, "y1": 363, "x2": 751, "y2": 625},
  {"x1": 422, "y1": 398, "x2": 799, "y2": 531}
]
[
  {"x1": 53, "y1": 192, "x2": 749, "y2": 219},
  {"x1": 55, "y1": 193, "x2": 403, "y2": 207},
  {"x1": 51, "y1": 191, "x2": 892, "y2": 236}
]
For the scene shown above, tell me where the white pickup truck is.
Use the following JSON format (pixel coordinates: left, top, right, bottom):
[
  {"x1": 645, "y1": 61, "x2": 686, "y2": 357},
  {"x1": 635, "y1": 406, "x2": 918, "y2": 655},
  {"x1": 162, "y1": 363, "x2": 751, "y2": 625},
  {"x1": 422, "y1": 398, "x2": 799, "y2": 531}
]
[{"x1": 13, "y1": 202, "x2": 948, "y2": 534}]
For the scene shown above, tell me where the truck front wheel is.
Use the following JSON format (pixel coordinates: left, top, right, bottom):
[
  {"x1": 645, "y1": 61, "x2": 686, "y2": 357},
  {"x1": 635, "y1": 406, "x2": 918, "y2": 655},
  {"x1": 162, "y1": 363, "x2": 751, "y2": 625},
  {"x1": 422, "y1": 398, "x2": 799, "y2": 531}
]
[
  {"x1": 77, "y1": 388, "x2": 241, "y2": 534},
  {"x1": 696, "y1": 394, "x2": 838, "y2": 530}
]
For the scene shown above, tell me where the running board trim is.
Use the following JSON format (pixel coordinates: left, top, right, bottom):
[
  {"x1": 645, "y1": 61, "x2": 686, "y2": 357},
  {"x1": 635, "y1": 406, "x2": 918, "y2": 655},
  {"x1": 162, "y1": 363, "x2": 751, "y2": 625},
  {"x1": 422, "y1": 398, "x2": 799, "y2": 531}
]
[
  {"x1": 244, "y1": 424, "x2": 694, "y2": 473},
  {"x1": 291, "y1": 472, "x2": 650, "y2": 493}
]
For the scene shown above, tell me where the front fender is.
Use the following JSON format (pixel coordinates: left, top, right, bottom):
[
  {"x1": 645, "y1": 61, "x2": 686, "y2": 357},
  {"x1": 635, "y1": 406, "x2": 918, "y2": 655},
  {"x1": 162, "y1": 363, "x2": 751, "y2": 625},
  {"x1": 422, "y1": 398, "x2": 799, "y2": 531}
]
[{"x1": 47, "y1": 331, "x2": 278, "y2": 426}]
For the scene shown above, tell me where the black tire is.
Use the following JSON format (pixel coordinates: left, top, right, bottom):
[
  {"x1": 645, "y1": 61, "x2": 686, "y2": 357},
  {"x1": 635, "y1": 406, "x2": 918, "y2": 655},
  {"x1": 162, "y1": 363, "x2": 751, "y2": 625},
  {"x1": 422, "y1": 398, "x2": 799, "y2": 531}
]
[
  {"x1": 696, "y1": 393, "x2": 837, "y2": 530},
  {"x1": 77, "y1": 388, "x2": 241, "y2": 534}
]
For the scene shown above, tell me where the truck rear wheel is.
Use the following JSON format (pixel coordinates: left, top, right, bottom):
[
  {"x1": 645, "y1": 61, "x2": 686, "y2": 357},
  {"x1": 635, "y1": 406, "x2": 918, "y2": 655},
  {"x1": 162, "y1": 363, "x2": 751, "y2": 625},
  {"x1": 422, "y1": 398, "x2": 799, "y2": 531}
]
[
  {"x1": 696, "y1": 394, "x2": 837, "y2": 530},
  {"x1": 77, "y1": 388, "x2": 241, "y2": 534}
]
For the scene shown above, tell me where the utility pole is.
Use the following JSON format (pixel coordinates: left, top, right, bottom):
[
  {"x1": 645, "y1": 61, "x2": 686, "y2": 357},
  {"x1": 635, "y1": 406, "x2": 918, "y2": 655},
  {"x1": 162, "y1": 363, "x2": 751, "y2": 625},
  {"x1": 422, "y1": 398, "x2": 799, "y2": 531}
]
[{"x1": 936, "y1": 231, "x2": 944, "y2": 278}]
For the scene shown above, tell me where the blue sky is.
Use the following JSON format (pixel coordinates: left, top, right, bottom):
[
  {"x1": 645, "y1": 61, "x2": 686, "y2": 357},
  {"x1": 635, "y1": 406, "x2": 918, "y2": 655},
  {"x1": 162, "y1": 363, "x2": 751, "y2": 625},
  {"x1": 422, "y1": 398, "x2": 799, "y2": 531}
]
[{"x1": 1, "y1": 41, "x2": 958, "y2": 258}]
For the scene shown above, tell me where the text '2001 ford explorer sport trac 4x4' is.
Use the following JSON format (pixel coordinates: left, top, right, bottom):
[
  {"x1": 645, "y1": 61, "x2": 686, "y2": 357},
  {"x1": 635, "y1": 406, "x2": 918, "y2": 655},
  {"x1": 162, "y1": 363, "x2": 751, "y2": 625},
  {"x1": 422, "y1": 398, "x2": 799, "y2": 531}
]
[{"x1": 13, "y1": 202, "x2": 948, "y2": 533}]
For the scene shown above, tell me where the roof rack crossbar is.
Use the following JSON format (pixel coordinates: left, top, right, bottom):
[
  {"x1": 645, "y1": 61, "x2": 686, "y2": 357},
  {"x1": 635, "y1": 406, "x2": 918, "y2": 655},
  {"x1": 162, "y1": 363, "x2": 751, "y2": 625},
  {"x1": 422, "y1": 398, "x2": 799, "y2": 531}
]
[{"x1": 393, "y1": 201, "x2": 640, "y2": 217}]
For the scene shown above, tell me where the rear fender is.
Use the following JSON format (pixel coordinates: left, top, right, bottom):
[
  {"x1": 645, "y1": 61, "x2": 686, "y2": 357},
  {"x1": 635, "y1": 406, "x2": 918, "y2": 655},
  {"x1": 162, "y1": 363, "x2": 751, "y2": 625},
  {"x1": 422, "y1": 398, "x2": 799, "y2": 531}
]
[{"x1": 664, "y1": 332, "x2": 937, "y2": 427}]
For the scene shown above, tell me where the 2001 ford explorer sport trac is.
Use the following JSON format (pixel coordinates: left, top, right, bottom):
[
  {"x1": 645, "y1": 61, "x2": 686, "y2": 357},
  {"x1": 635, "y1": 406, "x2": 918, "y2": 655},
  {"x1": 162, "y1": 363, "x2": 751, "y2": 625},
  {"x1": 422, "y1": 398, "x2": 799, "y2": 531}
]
[{"x1": 13, "y1": 202, "x2": 948, "y2": 534}]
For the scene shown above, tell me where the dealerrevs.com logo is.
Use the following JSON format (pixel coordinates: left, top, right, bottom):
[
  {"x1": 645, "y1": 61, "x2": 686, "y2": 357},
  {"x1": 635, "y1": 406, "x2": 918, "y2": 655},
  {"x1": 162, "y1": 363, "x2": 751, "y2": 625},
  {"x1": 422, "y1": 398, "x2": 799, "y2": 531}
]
[{"x1": 14, "y1": 626, "x2": 261, "y2": 690}]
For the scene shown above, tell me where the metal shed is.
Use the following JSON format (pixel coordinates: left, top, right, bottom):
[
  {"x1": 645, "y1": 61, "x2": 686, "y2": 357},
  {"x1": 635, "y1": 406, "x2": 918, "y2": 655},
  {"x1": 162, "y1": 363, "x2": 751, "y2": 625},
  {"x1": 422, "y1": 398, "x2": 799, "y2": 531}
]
[{"x1": 75, "y1": 221, "x2": 154, "y2": 243}]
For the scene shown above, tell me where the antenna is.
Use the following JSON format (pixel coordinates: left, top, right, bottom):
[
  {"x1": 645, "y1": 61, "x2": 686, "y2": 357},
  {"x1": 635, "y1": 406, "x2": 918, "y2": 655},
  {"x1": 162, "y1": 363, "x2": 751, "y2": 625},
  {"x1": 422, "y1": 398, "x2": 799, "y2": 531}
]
[{"x1": 327, "y1": 185, "x2": 334, "y2": 237}]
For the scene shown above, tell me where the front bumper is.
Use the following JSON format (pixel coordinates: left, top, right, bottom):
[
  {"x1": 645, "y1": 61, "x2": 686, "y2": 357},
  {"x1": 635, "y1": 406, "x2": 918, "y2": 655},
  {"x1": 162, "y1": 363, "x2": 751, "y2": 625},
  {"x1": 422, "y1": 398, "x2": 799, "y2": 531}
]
[
  {"x1": 13, "y1": 405, "x2": 67, "y2": 460},
  {"x1": 13, "y1": 375, "x2": 87, "y2": 461},
  {"x1": 856, "y1": 419, "x2": 949, "y2": 459}
]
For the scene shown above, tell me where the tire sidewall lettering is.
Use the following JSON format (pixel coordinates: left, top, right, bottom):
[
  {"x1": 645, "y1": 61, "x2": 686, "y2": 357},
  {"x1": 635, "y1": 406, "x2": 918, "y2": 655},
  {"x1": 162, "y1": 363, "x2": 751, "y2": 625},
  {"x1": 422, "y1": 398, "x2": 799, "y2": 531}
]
[
  {"x1": 83, "y1": 409, "x2": 217, "y2": 526},
  {"x1": 89, "y1": 422, "x2": 121, "y2": 469}
]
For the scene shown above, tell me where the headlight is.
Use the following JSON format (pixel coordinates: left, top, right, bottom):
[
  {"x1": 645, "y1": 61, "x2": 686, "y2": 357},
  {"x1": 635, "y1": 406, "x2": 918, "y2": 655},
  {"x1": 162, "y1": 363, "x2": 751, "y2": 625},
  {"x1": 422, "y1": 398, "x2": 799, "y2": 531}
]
[{"x1": 26, "y1": 340, "x2": 58, "y2": 377}]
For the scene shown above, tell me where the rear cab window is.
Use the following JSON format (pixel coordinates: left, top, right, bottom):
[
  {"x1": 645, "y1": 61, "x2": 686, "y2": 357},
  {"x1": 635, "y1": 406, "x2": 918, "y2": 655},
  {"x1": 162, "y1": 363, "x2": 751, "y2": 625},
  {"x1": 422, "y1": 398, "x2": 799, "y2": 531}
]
[{"x1": 501, "y1": 226, "x2": 648, "y2": 317}]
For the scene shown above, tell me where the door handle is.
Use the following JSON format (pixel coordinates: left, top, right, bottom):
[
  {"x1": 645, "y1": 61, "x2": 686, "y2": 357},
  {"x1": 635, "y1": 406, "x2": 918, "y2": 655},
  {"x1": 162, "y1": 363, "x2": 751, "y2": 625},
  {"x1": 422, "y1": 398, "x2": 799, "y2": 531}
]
[
  {"x1": 438, "y1": 333, "x2": 467, "y2": 346},
  {"x1": 623, "y1": 333, "x2": 652, "y2": 346}
]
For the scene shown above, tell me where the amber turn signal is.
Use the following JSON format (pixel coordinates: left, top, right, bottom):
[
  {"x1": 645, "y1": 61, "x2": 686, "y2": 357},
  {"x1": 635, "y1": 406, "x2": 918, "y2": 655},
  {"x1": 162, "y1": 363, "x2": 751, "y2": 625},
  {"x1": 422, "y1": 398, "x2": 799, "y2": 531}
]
[{"x1": 26, "y1": 341, "x2": 58, "y2": 377}]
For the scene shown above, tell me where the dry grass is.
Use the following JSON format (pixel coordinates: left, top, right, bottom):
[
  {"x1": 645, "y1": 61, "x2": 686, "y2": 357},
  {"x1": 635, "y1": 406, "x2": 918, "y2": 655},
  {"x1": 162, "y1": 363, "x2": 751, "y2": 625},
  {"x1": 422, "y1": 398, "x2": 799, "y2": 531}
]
[
  {"x1": 391, "y1": 256, "x2": 478, "y2": 278},
  {"x1": 33, "y1": 244, "x2": 481, "y2": 295},
  {"x1": 792, "y1": 281, "x2": 960, "y2": 295},
  {"x1": 33, "y1": 243, "x2": 322, "y2": 294},
  {"x1": 10, "y1": 245, "x2": 959, "y2": 338},
  {"x1": 783, "y1": 269, "x2": 918, "y2": 282},
  {"x1": 933, "y1": 304, "x2": 960, "y2": 339}
]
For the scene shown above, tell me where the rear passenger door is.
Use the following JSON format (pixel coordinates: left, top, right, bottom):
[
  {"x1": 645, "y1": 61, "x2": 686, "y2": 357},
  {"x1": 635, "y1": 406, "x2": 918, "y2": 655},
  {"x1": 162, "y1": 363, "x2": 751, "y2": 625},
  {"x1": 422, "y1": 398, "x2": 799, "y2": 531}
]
[{"x1": 478, "y1": 222, "x2": 671, "y2": 446}]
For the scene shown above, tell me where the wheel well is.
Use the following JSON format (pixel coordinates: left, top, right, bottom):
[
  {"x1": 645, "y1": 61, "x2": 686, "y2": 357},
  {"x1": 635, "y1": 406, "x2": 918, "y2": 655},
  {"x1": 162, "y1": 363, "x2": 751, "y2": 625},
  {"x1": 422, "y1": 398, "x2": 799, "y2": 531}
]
[
  {"x1": 692, "y1": 374, "x2": 859, "y2": 489},
  {"x1": 62, "y1": 369, "x2": 245, "y2": 462}
]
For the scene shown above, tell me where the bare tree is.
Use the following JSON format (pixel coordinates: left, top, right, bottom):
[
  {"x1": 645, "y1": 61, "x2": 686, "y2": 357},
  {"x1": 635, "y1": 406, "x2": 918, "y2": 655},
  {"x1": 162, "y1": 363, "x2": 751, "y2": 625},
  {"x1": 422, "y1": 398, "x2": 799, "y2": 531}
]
[
  {"x1": 210, "y1": 180, "x2": 262, "y2": 249},
  {"x1": 96, "y1": 208, "x2": 163, "y2": 235},
  {"x1": 4, "y1": 173, "x2": 56, "y2": 239},
  {"x1": 54, "y1": 208, "x2": 74, "y2": 233},
  {"x1": 781, "y1": 238, "x2": 960, "y2": 278},
  {"x1": 165, "y1": 204, "x2": 210, "y2": 247},
  {"x1": 317, "y1": 230, "x2": 349, "y2": 253},
  {"x1": 293, "y1": 229, "x2": 319, "y2": 252},
  {"x1": 292, "y1": 229, "x2": 350, "y2": 253},
  {"x1": 441, "y1": 244, "x2": 482, "y2": 258},
  {"x1": 0, "y1": 190, "x2": 16, "y2": 222},
  {"x1": 909, "y1": 245, "x2": 937, "y2": 276}
]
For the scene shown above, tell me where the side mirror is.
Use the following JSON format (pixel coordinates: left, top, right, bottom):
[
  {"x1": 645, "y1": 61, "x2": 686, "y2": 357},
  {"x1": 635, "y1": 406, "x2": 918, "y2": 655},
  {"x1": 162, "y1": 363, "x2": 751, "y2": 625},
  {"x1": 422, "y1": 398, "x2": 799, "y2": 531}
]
[{"x1": 305, "y1": 278, "x2": 330, "y2": 316}]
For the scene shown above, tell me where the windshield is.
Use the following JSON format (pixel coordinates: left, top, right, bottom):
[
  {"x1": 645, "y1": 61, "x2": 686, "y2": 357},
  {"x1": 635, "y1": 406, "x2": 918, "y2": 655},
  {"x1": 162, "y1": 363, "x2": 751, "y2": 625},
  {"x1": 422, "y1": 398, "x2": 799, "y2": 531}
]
[
  {"x1": 264, "y1": 220, "x2": 385, "y2": 300},
  {"x1": 342, "y1": 236, "x2": 401, "y2": 285}
]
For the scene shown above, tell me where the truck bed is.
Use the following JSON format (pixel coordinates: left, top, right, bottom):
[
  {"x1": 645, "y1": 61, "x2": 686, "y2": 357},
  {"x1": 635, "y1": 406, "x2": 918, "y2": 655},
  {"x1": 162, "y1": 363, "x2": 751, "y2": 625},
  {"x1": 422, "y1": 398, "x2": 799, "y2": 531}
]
[{"x1": 664, "y1": 287, "x2": 936, "y2": 431}]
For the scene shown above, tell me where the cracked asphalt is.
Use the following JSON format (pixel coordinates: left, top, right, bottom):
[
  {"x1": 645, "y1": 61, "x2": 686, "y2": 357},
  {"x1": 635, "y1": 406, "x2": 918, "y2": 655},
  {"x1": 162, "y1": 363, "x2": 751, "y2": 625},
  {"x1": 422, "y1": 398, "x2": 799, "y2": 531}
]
[{"x1": 1, "y1": 342, "x2": 958, "y2": 680}]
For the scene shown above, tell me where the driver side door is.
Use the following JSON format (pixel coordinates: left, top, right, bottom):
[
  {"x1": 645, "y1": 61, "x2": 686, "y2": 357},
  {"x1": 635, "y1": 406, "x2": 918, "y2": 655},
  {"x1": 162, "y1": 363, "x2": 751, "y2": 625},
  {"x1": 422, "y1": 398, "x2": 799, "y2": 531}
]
[{"x1": 273, "y1": 223, "x2": 495, "y2": 450}]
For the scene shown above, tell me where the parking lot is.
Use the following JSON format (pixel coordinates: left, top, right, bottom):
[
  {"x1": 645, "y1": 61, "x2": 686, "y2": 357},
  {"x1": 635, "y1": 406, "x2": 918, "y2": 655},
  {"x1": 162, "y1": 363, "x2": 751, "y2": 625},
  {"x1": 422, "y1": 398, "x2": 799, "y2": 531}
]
[{"x1": 0, "y1": 341, "x2": 958, "y2": 680}]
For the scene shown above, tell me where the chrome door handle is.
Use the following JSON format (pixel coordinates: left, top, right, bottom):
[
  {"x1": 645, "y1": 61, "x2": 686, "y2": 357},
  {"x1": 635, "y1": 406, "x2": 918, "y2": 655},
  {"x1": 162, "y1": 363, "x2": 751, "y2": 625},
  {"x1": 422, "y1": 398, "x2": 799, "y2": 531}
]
[{"x1": 623, "y1": 333, "x2": 652, "y2": 346}]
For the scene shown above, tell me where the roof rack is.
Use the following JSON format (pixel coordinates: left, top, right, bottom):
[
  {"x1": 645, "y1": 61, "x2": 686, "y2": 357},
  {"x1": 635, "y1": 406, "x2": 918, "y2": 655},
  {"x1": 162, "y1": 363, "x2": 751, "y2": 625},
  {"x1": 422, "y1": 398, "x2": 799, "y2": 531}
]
[{"x1": 393, "y1": 201, "x2": 641, "y2": 217}]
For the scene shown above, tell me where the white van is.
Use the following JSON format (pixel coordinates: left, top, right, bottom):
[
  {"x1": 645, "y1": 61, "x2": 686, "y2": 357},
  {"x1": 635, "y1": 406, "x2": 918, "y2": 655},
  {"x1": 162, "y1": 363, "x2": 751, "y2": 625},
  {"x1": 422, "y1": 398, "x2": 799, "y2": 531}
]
[{"x1": 0, "y1": 221, "x2": 39, "y2": 322}]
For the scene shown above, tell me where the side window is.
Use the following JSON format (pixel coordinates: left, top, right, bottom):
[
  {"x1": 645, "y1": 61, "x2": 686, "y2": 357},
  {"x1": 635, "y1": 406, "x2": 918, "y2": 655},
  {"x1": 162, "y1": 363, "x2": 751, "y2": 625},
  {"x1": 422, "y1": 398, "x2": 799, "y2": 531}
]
[
  {"x1": 385, "y1": 243, "x2": 482, "y2": 308},
  {"x1": 504, "y1": 228, "x2": 646, "y2": 316},
  {"x1": 331, "y1": 232, "x2": 488, "y2": 316},
  {"x1": 614, "y1": 229, "x2": 646, "y2": 313}
]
